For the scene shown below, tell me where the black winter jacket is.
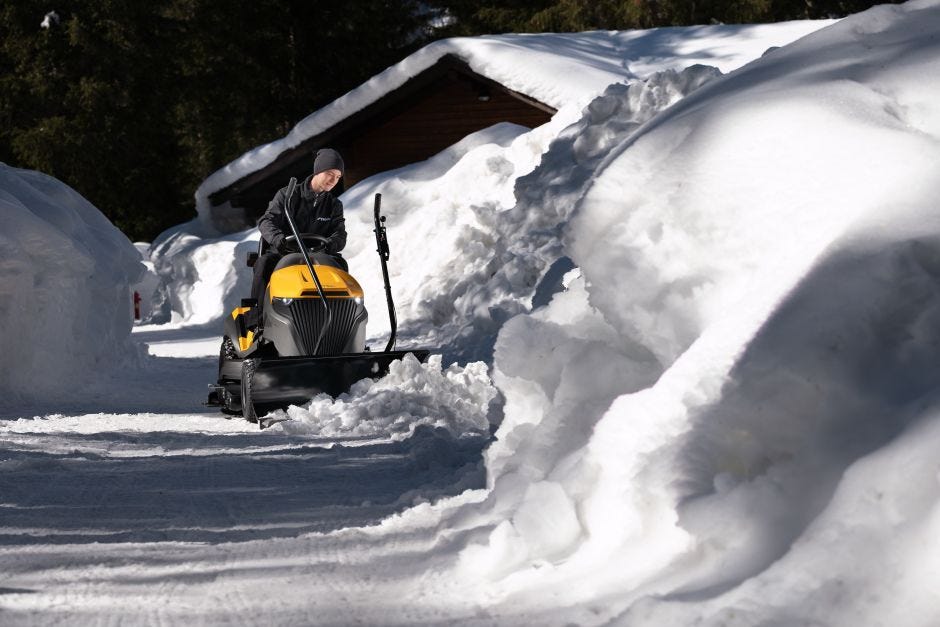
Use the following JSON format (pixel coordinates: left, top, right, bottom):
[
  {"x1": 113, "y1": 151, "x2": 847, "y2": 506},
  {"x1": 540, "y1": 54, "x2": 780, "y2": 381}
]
[{"x1": 258, "y1": 174, "x2": 346, "y2": 254}]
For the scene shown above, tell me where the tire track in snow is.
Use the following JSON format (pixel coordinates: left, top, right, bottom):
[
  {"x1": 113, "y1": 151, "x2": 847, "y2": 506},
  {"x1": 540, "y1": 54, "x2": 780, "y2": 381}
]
[{"x1": 0, "y1": 409, "x2": 489, "y2": 622}]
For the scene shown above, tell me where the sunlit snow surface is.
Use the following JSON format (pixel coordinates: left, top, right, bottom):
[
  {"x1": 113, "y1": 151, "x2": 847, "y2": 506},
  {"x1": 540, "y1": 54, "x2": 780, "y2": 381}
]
[{"x1": 4, "y1": 4, "x2": 940, "y2": 625}]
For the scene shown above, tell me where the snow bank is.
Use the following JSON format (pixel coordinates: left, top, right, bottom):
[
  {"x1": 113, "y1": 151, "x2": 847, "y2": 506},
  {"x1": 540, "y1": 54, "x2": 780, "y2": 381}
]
[
  {"x1": 443, "y1": 1, "x2": 940, "y2": 622},
  {"x1": 148, "y1": 220, "x2": 258, "y2": 325},
  {"x1": 0, "y1": 164, "x2": 143, "y2": 403},
  {"x1": 194, "y1": 20, "x2": 832, "y2": 225},
  {"x1": 341, "y1": 66, "x2": 722, "y2": 363}
]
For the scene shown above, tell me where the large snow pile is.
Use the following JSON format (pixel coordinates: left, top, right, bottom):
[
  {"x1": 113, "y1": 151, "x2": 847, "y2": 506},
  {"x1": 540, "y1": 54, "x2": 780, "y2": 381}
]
[
  {"x1": 415, "y1": 2, "x2": 940, "y2": 623},
  {"x1": 0, "y1": 164, "x2": 143, "y2": 403},
  {"x1": 338, "y1": 64, "x2": 725, "y2": 365}
]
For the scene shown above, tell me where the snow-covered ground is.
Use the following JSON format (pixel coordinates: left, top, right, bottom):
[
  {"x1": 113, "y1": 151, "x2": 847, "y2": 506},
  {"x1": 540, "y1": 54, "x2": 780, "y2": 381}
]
[{"x1": 4, "y1": 2, "x2": 940, "y2": 625}]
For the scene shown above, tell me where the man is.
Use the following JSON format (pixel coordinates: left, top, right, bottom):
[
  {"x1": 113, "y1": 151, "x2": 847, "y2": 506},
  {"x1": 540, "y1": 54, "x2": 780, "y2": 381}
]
[{"x1": 249, "y1": 148, "x2": 347, "y2": 306}]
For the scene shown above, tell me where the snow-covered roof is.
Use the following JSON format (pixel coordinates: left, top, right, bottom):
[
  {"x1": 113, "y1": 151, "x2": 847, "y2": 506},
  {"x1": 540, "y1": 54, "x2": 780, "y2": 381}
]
[{"x1": 194, "y1": 21, "x2": 832, "y2": 221}]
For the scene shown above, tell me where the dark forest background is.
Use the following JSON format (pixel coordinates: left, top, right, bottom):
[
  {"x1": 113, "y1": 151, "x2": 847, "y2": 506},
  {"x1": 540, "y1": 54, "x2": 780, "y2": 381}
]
[{"x1": 0, "y1": 0, "x2": 897, "y2": 241}]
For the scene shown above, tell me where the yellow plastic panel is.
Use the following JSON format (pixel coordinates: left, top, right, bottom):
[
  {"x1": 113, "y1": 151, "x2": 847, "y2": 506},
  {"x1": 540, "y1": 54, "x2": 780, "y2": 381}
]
[{"x1": 269, "y1": 264, "x2": 364, "y2": 299}]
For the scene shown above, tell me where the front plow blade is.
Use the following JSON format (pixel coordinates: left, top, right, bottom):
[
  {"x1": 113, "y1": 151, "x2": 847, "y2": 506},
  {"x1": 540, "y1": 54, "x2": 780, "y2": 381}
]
[{"x1": 248, "y1": 350, "x2": 430, "y2": 425}]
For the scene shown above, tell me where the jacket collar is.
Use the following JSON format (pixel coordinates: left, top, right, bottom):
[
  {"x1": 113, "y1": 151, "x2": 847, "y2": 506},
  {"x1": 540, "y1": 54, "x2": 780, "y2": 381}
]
[{"x1": 300, "y1": 174, "x2": 327, "y2": 202}]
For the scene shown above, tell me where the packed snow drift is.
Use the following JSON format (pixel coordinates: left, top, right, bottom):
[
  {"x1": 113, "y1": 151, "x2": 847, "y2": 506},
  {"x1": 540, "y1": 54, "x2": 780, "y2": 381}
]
[
  {"x1": 0, "y1": 164, "x2": 143, "y2": 404},
  {"x1": 4, "y1": 3, "x2": 940, "y2": 625},
  {"x1": 451, "y1": 3, "x2": 940, "y2": 623}
]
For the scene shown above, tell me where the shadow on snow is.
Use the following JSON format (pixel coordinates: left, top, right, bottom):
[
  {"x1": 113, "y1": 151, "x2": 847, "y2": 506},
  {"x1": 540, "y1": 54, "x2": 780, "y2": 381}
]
[{"x1": 0, "y1": 425, "x2": 488, "y2": 546}]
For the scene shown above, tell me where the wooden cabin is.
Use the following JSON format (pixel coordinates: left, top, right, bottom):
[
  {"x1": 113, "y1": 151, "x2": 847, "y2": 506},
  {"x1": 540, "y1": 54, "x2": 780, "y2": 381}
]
[{"x1": 207, "y1": 54, "x2": 555, "y2": 231}]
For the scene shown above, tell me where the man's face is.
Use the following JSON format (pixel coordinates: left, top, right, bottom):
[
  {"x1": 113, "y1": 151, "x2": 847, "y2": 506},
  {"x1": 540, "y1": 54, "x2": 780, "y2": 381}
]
[{"x1": 311, "y1": 169, "x2": 342, "y2": 192}]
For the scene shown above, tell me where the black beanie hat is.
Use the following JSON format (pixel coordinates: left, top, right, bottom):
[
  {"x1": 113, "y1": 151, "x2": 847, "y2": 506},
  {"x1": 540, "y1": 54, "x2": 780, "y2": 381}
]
[{"x1": 313, "y1": 148, "x2": 344, "y2": 177}]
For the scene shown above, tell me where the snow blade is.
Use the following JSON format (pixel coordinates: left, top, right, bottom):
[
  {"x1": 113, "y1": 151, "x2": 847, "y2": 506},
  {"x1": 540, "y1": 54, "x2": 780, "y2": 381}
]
[{"x1": 248, "y1": 350, "x2": 430, "y2": 427}]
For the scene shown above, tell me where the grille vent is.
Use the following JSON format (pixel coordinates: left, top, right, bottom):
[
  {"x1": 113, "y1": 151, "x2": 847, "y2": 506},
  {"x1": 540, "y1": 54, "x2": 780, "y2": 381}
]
[{"x1": 289, "y1": 299, "x2": 360, "y2": 355}]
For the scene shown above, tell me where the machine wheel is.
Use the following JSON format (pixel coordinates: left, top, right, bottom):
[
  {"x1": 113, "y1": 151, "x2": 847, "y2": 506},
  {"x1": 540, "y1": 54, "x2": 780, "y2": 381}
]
[
  {"x1": 218, "y1": 338, "x2": 241, "y2": 416},
  {"x1": 220, "y1": 337, "x2": 238, "y2": 365},
  {"x1": 218, "y1": 337, "x2": 238, "y2": 380},
  {"x1": 241, "y1": 358, "x2": 259, "y2": 423}
]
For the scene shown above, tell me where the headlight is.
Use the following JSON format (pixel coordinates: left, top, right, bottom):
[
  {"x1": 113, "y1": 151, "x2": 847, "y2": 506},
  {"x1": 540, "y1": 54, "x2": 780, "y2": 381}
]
[
  {"x1": 353, "y1": 297, "x2": 363, "y2": 305},
  {"x1": 274, "y1": 297, "x2": 294, "y2": 306}
]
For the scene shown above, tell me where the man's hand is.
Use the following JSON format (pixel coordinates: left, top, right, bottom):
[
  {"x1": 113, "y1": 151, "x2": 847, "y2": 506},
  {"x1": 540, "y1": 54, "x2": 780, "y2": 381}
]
[{"x1": 271, "y1": 235, "x2": 289, "y2": 255}]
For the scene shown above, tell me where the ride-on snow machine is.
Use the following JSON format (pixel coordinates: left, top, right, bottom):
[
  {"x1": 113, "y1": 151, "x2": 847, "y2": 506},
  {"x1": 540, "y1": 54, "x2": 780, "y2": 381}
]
[{"x1": 206, "y1": 179, "x2": 429, "y2": 428}]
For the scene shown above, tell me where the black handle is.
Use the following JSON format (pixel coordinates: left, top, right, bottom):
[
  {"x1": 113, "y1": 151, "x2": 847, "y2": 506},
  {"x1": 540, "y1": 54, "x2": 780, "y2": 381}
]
[
  {"x1": 284, "y1": 177, "x2": 332, "y2": 353},
  {"x1": 373, "y1": 193, "x2": 397, "y2": 352}
]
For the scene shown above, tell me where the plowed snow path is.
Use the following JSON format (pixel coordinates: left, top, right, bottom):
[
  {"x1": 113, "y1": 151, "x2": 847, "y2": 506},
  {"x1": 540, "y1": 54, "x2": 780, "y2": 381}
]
[{"x1": 0, "y1": 325, "x2": 489, "y2": 624}]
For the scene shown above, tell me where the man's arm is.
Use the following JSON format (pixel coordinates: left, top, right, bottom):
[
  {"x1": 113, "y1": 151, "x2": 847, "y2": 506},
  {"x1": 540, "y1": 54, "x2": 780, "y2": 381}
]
[
  {"x1": 326, "y1": 197, "x2": 347, "y2": 253},
  {"x1": 258, "y1": 187, "x2": 289, "y2": 252}
]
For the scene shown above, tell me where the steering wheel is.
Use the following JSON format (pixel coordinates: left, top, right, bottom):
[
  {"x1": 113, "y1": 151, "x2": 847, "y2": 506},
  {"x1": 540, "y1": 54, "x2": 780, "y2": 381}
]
[{"x1": 282, "y1": 234, "x2": 329, "y2": 253}]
